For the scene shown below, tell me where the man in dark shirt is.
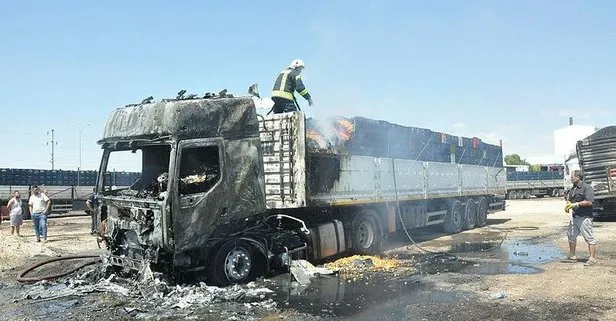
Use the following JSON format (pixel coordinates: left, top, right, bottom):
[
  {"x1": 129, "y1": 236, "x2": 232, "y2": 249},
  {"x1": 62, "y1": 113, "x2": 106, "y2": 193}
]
[{"x1": 564, "y1": 170, "x2": 597, "y2": 265}]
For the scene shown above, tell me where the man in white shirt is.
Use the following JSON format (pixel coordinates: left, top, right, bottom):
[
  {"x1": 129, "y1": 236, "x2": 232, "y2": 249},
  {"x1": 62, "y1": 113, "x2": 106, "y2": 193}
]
[{"x1": 28, "y1": 185, "x2": 50, "y2": 242}]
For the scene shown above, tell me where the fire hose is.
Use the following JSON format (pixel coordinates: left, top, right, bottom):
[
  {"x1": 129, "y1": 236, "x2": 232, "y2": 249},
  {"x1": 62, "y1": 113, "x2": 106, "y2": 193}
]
[{"x1": 16, "y1": 255, "x2": 102, "y2": 283}]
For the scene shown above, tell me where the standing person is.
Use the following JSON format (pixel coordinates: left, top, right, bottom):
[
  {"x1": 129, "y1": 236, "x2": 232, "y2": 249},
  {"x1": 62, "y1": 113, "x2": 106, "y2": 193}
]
[
  {"x1": 28, "y1": 185, "x2": 50, "y2": 242},
  {"x1": 7, "y1": 191, "x2": 24, "y2": 236},
  {"x1": 564, "y1": 170, "x2": 597, "y2": 266},
  {"x1": 85, "y1": 190, "x2": 99, "y2": 236},
  {"x1": 271, "y1": 59, "x2": 313, "y2": 114}
]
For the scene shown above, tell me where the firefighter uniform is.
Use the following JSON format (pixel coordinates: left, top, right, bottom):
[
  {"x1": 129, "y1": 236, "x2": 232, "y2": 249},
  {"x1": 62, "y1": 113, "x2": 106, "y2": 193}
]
[{"x1": 271, "y1": 59, "x2": 313, "y2": 114}]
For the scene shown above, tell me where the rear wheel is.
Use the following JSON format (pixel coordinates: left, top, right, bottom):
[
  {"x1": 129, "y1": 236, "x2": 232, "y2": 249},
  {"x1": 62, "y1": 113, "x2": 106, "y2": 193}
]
[
  {"x1": 475, "y1": 197, "x2": 488, "y2": 227},
  {"x1": 443, "y1": 200, "x2": 463, "y2": 233},
  {"x1": 352, "y1": 211, "x2": 383, "y2": 254},
  {"x1": 463, "y1": 199, "x2": 477, "y2": 230},
  {"x1": 516, "y1": 190, "x2": 524, "y2": 199},
  {"x1": 523, "y1": 190, "x2": 532, "y2": 199},
  {"x1": 550, "y1": 189, "x2": 558, "y2": 197},
  {"x1": 508, "y1": 190, "x2": 517, "y2": 200},
  {"x1": 210, "y1": 240, "x2": 265, "y2": 286}
]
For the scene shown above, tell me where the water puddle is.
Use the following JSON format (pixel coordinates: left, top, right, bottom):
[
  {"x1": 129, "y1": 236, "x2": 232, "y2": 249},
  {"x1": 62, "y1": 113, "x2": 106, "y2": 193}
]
[
  {"x1": 391, "y1": 237, "x2": 563, "y2": 276},
  {"x1": 266, "y1": 274, "x2": 463, "y2": 319}
]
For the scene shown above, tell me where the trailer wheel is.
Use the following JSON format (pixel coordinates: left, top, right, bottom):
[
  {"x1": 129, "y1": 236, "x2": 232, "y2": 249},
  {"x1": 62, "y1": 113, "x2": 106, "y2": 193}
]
[
  {"x1": 210, "y1": 239, "x2": 265, "y2": 286},
  {"x1": 523, "y1": 190, "x2": 531, "y2": 199},
  {"x1": 475, "y1": 197, "x2": 488, "y2": 227},
  {"x1": 463, "y1": 199, "x2": 477, "y2": 230},
  {"x1": 443, "y1": 200, "x2": 463, "y2": 233},
  {"x1": 508, "y1": 190, "x2": 517, "y2": 200},
  {"x1": 352, "y1": 211, "x2": 383, "y2": 254},
  {"x1": 516, "y1": 190, "x2": 524, "y2": 199},
  {"x1": 550, "y1": 189, "x2": 557, "y2": 197}
]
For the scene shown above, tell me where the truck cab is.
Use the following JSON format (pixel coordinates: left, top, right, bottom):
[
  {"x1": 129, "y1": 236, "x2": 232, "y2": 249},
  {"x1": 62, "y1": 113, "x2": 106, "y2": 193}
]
[{"x1": 96, "y1": 95, "x2": 306, "y2": 284}]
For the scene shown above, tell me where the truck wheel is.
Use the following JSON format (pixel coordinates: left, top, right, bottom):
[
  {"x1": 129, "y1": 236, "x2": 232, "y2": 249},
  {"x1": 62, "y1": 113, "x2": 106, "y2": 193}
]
[
  {"x1": 352, "y1": 212, "x2": 383, "y2": 254},
  {"x1": 443, "y1": 200, "x2": 463, "y2": 233},
  {"x1": 516, "y1": 190, "x2": 524, "y2": 199},
  {"x1": 523, "y1": 190, "x2": 531, "y2": 199},
  {"x1": 550, "y1": 189, "x2": 558, "y2": 197},
  {"x1": 463, "y1": 199, "x2": 477, "y2": 230},
  {"x1": 210, "y1": 240, "x2": 265, "y2": 286},
  {"x1": 508, "y1": 190, "x2": 517, "y2": 200},
  {"x1": 475, "y1": 197, "x2": 488, "y2": 227}
]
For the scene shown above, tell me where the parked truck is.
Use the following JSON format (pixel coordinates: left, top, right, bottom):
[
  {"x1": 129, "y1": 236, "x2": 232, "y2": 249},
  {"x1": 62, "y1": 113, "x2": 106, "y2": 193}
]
[
  {"x1": 576, "y1": 126, "x2": 616, "y2": 219},
  {"x1": 505, "y1": 165, "x2": 565, "y2": 199},
  {"x1": 95, "y1": 90, "x2": 506, "y2": 285}
]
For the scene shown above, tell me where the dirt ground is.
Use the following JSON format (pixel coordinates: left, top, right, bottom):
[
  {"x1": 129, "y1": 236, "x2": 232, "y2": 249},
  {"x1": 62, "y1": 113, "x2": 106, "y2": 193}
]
[{"x1": 0, "y1": 199, "x2": 615, "y2": 321}]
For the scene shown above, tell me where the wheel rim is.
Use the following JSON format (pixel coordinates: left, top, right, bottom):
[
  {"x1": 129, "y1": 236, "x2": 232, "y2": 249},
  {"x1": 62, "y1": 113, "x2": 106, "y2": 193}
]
[
  {"x1": 358, "y1": 220, "x2": 375, "y2": 249},
  {"x1": 453, "y1": 204, "x2": 462, "y2": 226},
  {"x1": 224, "y1": 247, "x2": 251, "y2": 282},
  {"x1": 467, "y1": 202, "x2": 476, "y2": 226}
]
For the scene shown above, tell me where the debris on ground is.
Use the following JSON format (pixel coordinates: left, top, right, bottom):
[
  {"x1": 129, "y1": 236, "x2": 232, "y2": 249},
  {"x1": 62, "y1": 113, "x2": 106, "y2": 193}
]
[
  {"x1": 488, "y1": 291, "x2": 508, "y2": 300},
  {"x1": 325, "y1": 255, "x2": 399, "y2": 276},
  {"x1": 290, "y1": 260, "x2": 337, "y2": 285}
]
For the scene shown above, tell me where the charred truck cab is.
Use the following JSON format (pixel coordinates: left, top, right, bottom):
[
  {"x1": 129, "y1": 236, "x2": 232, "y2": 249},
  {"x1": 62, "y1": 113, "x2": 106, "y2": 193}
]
[
  {"x1": 97, "y1": 97, "x2": 304, "y2": 285},
  {"x1": 97, "y1": 91, "x2": 506, "y2": 286}
]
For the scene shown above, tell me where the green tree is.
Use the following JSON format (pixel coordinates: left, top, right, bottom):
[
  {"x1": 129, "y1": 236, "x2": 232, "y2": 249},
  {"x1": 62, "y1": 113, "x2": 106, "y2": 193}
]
[
  {"x1": 530, "y1": 164, "x2": 541, "y2": 172},
  {"x1": 504, "y1": 154, "x2": 530, "y2": 166}
]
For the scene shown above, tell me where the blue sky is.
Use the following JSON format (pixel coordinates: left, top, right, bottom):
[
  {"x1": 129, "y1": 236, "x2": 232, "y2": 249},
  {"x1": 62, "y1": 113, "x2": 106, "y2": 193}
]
[{"x1": 0, "y1": 0, "x2": 614, "y2": 171}]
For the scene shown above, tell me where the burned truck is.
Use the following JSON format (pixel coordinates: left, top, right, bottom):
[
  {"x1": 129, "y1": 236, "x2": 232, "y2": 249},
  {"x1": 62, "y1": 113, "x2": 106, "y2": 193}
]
[{"x1": 95, "y1": 92, "x2": 506, "y2": 285}]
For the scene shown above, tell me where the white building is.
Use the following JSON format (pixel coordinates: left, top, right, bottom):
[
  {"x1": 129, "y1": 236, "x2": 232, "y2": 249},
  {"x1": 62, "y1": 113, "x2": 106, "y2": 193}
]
[{"x1": 554, "y1": 117, "x2": 597, "y2": 162}]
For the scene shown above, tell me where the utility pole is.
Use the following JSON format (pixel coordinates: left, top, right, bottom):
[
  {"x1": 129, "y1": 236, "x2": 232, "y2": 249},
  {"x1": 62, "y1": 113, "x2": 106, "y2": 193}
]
[
  {"x1": 47, "y1": 129, "x2": 56, "y2": 170},
  {"x1": 77, "y1": 124, "x2": 91, "y2": 186}
]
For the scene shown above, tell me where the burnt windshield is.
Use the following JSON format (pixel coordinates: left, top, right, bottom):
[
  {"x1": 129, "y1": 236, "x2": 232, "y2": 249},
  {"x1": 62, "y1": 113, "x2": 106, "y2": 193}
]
[{"x1": 102, "y1": 144, "x2": 171, "y2": 198}]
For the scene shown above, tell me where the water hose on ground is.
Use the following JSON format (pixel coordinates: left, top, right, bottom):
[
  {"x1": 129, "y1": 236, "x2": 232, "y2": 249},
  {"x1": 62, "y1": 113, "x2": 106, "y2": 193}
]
[{"x1": 16, "y1": 255, "x2": 102, "y2": 283}]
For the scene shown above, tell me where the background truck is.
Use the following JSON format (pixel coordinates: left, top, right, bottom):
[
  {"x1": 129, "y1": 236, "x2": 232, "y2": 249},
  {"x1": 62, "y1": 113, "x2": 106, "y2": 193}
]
[
  {"x1": 96, "y1": 90, "x2": 506, "y2": 285},
  {"x1": 576, "y1": 126, "x2": 616, "y2": 219},
  {"x1": 505, "y1": 164, "x2": 565, "y2": 199}
]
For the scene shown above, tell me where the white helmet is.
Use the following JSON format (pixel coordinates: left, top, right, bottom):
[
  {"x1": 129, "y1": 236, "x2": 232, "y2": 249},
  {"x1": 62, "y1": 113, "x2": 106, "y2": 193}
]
[{"x1": 289, "y1": 59, "x2": 305, "y2": 69}]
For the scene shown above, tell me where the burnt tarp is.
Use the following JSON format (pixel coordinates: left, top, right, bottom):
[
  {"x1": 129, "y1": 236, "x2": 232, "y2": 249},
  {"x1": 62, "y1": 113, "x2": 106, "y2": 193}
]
[
  {"x1": 99, "y1": 97, "x2": 259, "y2": 144},
  {"x1": 305, "y1": 116, "x2": 503, "y2": 166}
]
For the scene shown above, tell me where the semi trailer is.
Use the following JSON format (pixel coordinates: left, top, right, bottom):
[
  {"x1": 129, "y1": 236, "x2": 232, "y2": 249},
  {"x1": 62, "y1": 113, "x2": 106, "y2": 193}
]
[
  {"x1": 505, "y1": 168, "x2": 565, "y2": 199},
  {"x1": 576, "y1": 126, "x2": 616, "y2": 219},
  {"x1": 95, "y1": 90, "x2": 506, "y2": 285}
]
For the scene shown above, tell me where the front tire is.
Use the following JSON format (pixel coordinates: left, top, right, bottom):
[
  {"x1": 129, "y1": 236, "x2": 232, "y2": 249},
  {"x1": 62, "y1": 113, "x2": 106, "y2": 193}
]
[{"x1": 210, "y1": 240, "x2": 265, "y2": 286}]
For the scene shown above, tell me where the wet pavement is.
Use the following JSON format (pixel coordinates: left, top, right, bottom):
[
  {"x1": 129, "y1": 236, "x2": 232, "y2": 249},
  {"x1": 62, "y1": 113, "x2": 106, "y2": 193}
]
[{"x1": 0, "y1": 236, "x2": 568, "y2": 321}]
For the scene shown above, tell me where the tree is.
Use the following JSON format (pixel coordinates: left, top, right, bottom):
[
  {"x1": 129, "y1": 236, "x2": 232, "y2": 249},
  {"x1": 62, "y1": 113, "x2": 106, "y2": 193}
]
[
  {"x1": 504, "y1": 154, "x2": 530, "y2": 166},
  {"x1": 530, "y1": 164, "x2": 541, "y2": 172}
]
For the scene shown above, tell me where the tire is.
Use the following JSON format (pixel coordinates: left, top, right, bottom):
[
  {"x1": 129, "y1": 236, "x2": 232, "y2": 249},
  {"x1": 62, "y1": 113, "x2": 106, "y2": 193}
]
[
  {"x1": 523, "y1": 190, "x2": 531, "y2": 199},
  {"x1": 508, "y1": 190, "x2": 517, "y2": 200},
  {"x1": 209, "y1": 239, "x2": 265, "y2": 286},
  {"x1": 516, "y1": 190, "x2": 524, "y2": 199},
  {"x1": 475, "y1": 197, "x2": 488, "y2": 228},
  {"x1": 443, "y1": 200, "x2": 463, "y2": 233},
  {"x1": 352, "y1": 211, "x2": 383, "y2": 254},
  {"x1": 462, "y1": 199, "x2": 477, "y2": 230},
  {"x1": 550, "y1": 189, "x2": 558, "y2": 197}
]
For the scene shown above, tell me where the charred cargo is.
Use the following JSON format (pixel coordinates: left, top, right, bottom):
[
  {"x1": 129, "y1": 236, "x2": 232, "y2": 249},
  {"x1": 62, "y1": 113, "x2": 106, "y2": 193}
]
[
  {"x1": 95, "y1": 93, "x2": 506, "y2": 285},
  {"x1": 577, "y1": 126, "x2": 616, "y2": 218}
]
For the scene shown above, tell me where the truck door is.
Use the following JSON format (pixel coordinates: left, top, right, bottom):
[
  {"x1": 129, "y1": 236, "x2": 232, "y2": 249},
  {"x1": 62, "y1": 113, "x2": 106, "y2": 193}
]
[{"x1": 172, "y1": 138, "x2": 228, "y2": 256}]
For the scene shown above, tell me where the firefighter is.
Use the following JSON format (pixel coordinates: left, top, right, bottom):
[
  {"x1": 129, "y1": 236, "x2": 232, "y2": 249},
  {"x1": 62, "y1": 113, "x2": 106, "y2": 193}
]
[{"x1": 271, "y1": 59, "x2": 314, "y2": 114}]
